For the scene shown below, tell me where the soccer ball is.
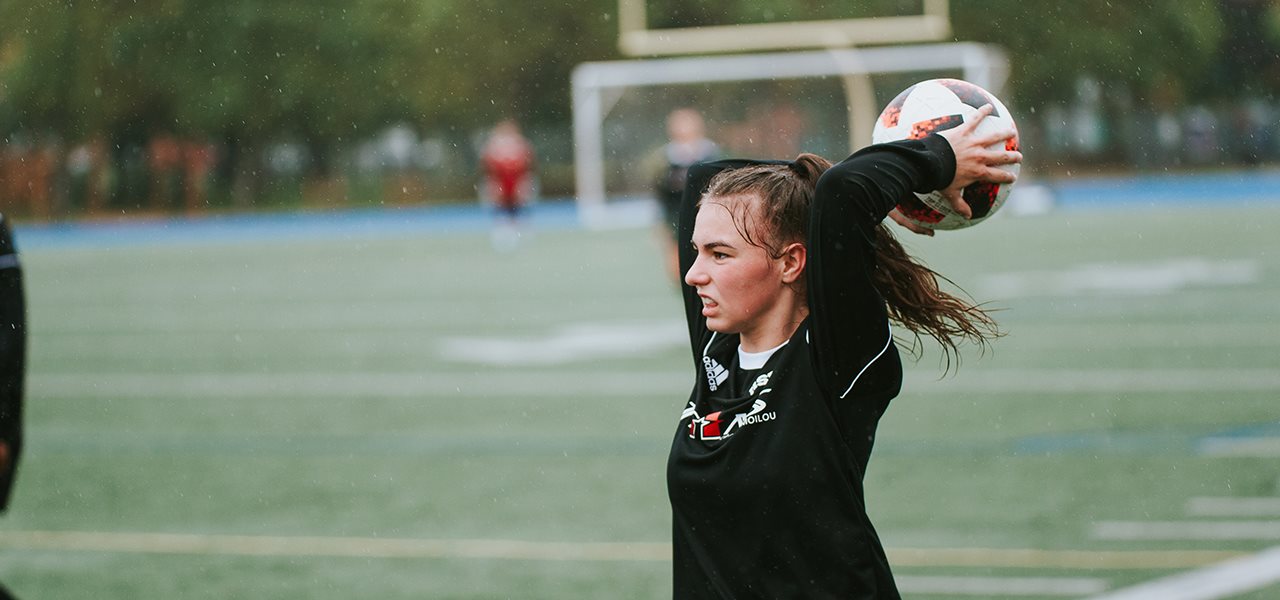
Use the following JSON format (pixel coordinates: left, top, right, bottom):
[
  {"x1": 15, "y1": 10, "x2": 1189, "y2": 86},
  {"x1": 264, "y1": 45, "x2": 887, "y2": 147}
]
[{"x1": 872, "y1": 78, "x2": 1020, "y2": 230}]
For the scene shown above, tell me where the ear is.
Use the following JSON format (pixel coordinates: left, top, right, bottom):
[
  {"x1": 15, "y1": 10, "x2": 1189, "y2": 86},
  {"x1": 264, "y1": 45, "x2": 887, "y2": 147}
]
[{"x1": 777, "y1": 242, "x2": 807, "y2": 284}]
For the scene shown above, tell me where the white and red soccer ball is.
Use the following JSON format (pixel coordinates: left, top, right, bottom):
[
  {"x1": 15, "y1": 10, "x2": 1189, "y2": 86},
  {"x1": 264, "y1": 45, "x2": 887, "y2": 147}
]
[{"x1": 872, "y1": 78, "x2": 1020, "y2": 230}]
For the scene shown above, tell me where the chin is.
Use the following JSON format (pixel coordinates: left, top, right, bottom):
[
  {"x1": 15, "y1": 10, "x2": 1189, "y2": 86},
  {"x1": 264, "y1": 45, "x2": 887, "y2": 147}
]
[{"x1": 704, "y1": 318, "x2": 737, "y2": 334}]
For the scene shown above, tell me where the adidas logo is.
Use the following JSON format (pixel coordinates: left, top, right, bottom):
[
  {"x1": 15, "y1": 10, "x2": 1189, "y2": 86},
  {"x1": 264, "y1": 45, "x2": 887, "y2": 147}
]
[{"x1": 702, "y1": 355, "x2": 728, "y2": 391}]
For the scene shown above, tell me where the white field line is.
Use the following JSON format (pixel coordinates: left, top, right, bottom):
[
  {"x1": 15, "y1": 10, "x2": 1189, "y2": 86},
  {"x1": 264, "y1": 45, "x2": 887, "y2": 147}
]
[
  {"x1": 1198, "y1": 437, "x2": 1280, "y2": 458},
  {"x1": 0, "y1": 530, "x2": 669, "y2": 561},
  {"x1": 1093, "y1": 520, "x2": 1280, "y2": 541},
  {"x1": 40, "y1": 321, "x2": 1280, "y2": 352},
  {"x1": 1084, "y1": 545, "x2": 1280, "y2": 600},
  {"x1": 886, "y1": 547, "x2": 1241, "y2": 570},
  {"x1": 29, "y1": 371, "x2": 690, "y2": 398},
  {"x1": 1002, "y1": 323, "x2": 1280, "y2": 349},
  {"x1": 905, "y1": 369, "x2": 1280, "y2": 394},
  {"x1": 438, "y1": 320, "x2": 686, "y2": 366},
  {"x1": 0, "y1": 531, "x2": 1244, "y2": 570},
  {"x1": 28, "y1": 367, "x2": 1280, "y2": 399},
  {"x1": 1187, "y1": 497, "x2": 1280, "y2": 517},
  {"x1": 896, "y1": 575, "x2": 1107, "y2": 597}
]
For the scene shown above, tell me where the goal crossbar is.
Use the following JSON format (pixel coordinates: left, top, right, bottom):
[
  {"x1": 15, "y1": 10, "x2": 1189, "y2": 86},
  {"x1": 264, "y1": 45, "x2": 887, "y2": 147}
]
[{"x1": 571, "y1": 42, "x2": 1009, "y2": 221}]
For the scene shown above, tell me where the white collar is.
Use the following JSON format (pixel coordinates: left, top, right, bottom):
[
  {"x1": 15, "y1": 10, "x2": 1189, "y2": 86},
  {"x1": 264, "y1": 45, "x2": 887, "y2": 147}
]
[{"x1": 738, "y1": 340, "x2": 788, "y2": 370}]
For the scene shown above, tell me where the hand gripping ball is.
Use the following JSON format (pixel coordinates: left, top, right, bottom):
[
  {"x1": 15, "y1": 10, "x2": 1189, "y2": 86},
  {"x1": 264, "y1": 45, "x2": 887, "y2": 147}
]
[{"x1": 872, "y1": 78, "x2": 1020, "y2": 230}]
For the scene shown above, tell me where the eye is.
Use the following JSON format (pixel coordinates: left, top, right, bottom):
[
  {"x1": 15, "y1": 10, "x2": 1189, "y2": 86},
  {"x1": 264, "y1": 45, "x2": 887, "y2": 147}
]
[{"x1": 712, "y1": 251, "x2": 729, "y2": 260}]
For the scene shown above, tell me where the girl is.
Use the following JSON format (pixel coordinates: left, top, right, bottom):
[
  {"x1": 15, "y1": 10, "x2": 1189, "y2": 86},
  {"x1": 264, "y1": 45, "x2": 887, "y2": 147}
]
[{"x1": 668, "y1": 105, "x2": 1019, "y2": 598}]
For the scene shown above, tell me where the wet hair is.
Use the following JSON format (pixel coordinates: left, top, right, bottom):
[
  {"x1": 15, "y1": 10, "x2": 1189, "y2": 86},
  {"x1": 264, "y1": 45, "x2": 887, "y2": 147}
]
[{"x1": 700, "y1": 153, "x2": 1001, "y2": 365}]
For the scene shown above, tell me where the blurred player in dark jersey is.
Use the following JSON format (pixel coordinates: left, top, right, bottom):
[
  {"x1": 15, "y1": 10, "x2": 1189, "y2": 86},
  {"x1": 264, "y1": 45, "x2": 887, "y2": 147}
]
[
  {"x1": 0, "y1": 215, "x2": 26, "y2": 600},
  {"x1": 653, "y1": 108, "x2": 719, "y2": 282}
]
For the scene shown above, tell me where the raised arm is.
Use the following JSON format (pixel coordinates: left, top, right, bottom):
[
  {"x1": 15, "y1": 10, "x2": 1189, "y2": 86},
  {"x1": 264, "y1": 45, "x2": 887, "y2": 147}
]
[{"x1": 806, "y1": 135, "x2": 955, "y2": 397}]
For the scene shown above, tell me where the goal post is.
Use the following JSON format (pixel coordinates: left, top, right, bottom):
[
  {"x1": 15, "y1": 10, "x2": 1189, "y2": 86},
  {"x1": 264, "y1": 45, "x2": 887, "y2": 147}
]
[
  {"x1": 617, "y1": 0, "x2": 952, "y2": 56},
  {"x1": 570, "y1": 43, "x2": 1010, "y2": 224}
]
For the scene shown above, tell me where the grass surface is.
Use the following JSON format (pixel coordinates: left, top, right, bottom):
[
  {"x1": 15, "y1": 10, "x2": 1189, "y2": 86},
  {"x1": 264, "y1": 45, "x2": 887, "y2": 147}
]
[{"x1": 1, "y1": 204, "x2": 1278, "y2": 599}]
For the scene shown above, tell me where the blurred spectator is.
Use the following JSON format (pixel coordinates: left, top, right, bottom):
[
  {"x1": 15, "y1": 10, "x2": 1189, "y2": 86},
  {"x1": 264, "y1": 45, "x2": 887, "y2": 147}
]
[
  {"x1": 0, "y1": 139, "x2": 60, "y2": 221},
  {"x1": 652, "y1": 108, "x2": 719, "y2": 282},
  {"x1": 67, "y1": 138, "x2": 112, "y2": 214},
  {"x1": 479, "y1": 119, "x2": 536, "y2": 251},
  {"x1": 183, "y1": 140, "x2": 219, "y2": 214},
  {"x1": 147, "y1": 133, "x2": 183, "y2": 211},
  {"x1": 1184, "y1": 106, "x2": 1220, "y2": 166}
]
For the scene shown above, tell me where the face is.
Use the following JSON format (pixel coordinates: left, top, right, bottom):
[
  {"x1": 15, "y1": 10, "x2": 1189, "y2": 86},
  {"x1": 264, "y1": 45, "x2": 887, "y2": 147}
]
[
  {"x1": 684, "y1": 198, "x2": 789, "y2": 338},
  {"x1": 667, "y1": 109, "x2": 704, "y2": 143}
]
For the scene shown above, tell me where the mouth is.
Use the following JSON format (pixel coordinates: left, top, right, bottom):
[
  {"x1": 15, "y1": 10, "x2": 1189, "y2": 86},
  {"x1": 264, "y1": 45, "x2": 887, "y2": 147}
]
[{"x1": 699, "y1": 294, "x2": 718, "y2": 316}]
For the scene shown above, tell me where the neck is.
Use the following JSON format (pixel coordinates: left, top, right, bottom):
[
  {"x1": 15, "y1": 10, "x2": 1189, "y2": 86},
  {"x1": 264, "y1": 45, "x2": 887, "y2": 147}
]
[{"x1": 739, "y1": 304, "x2": 808, "y2": 353}]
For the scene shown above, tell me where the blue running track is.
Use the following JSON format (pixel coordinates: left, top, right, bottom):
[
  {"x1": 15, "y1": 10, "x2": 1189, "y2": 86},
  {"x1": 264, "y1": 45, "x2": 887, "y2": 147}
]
[{"x1": 12, "y1": 168, "x2": 1280, "y2": 249}]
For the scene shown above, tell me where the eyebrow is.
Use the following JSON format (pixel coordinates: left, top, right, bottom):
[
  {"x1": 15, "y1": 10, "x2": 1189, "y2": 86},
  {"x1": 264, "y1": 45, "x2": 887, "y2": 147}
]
[{"x1": 692, "y1": 240, "x2": 735, "y2": 251}]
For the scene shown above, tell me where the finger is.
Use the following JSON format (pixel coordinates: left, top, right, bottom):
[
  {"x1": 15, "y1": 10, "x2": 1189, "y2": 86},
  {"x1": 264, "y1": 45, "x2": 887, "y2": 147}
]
[
  {"x1": 982, "y1": 167, "x2": 1018, "y2": 184},
  {"x1": 942, "y1": 189, "x2": 972, "y2": 219},
  {"x1": 888, "y1": 209, "x2": 934, "y2": 236},
  {"x1": 962, "y1": 104, "x2": 995, "y2": 132},
  {"x1": 975, "y1": 149, "x2": 1022, "y2": 167},
  {"x1": 887, "y1": 209, "x2": 916, "y2": 230},
  {"x1": 971, "y1": 127, "x2": 1018, "y2": 148},
  {"x1": 997, "y1": 150, "x2": 1023, "y2": 166}
]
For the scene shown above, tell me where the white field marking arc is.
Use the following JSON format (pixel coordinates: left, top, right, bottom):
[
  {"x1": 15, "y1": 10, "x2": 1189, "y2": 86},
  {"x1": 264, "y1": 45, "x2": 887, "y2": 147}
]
[
  {"x1": 1187, "y1": 497, "x2": 1280, "y2": 517},
  {"x1": 1093, "y1": 520, "x2": 1280, "y2": 541},
  {"x1": 0, "y1": 531, "x2": 1244, "y2": 569},
  {"x1": 1083, "y1": 545, "x2": 1280, "y2": 600},
  {"x1": 895, "y1": 575, "x2": 1108, "y2": 597},
  {"x1": 28, "y1": 367, "x2": 1280, "y2": 399},
  {"x1": 977, "y1": 257, "x2": 1260, "y2": 298}
]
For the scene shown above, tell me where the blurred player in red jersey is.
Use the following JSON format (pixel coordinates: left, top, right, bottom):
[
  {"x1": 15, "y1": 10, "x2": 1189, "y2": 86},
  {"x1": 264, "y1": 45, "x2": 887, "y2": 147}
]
[{"x1": 480, "y1": 119, "x2": 536, "y2": 251}]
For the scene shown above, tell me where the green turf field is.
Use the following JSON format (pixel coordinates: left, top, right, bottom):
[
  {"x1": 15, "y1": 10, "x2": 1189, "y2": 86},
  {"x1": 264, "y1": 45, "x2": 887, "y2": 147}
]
[{"x1": 1, "y1": 204, "x2": 1278, "y2": 599}]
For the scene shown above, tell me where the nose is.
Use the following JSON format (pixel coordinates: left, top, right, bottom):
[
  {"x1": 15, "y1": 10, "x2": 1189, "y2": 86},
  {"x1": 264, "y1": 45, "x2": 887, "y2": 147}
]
[{"x1": 684, "y1": 254, "x2": 709, "y2": 287}]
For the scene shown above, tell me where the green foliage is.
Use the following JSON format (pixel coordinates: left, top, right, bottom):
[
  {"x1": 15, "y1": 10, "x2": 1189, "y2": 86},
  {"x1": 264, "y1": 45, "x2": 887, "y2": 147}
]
[
  {"x1": 411, "y1": 0, "x2": 617, "y2": 129},
  {"x1": 0, "y1": 0, "x2": 620, "y2": 144},
  {"x1": 0, "y1": 1, "x2": 1276, "y2": 172},
  {"x1": 0, "y1": 0, "x2": 438, "y2": 144},
  {"x1": 951, "y1": 1, "x2": 1225, "y2": 109}
]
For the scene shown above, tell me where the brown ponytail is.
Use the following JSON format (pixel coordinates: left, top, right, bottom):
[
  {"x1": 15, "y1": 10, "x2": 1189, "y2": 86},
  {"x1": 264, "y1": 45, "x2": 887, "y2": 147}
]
[
  {"x1": 870, "y1": 224, "x2": 1002, "y2": 365},
  {"x1": 702, "y1": 153, "x2": 1000, "y2": 366}
]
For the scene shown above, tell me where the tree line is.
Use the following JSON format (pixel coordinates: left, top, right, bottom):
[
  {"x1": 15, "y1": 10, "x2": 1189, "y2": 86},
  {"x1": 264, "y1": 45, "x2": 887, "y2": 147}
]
[{"x1": 0, "y1": 0, "x2": 1275, "y2": 217}]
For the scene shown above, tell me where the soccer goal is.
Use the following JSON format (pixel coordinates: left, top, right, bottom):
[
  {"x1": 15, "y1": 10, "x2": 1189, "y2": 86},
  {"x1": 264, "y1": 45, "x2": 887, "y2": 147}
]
[{"x1": 571, "y1": 1, "x2": 1009, "y2": 226}]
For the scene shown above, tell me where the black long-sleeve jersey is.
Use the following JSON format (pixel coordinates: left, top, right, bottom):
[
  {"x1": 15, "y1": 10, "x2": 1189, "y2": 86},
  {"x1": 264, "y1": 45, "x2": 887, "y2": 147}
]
[
  {"x1": 667, "y1": 135, "x2": 956, "y2": 599},
  {"x1": 0, "y1": 216, "x2": 25, "y2": 512}
]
